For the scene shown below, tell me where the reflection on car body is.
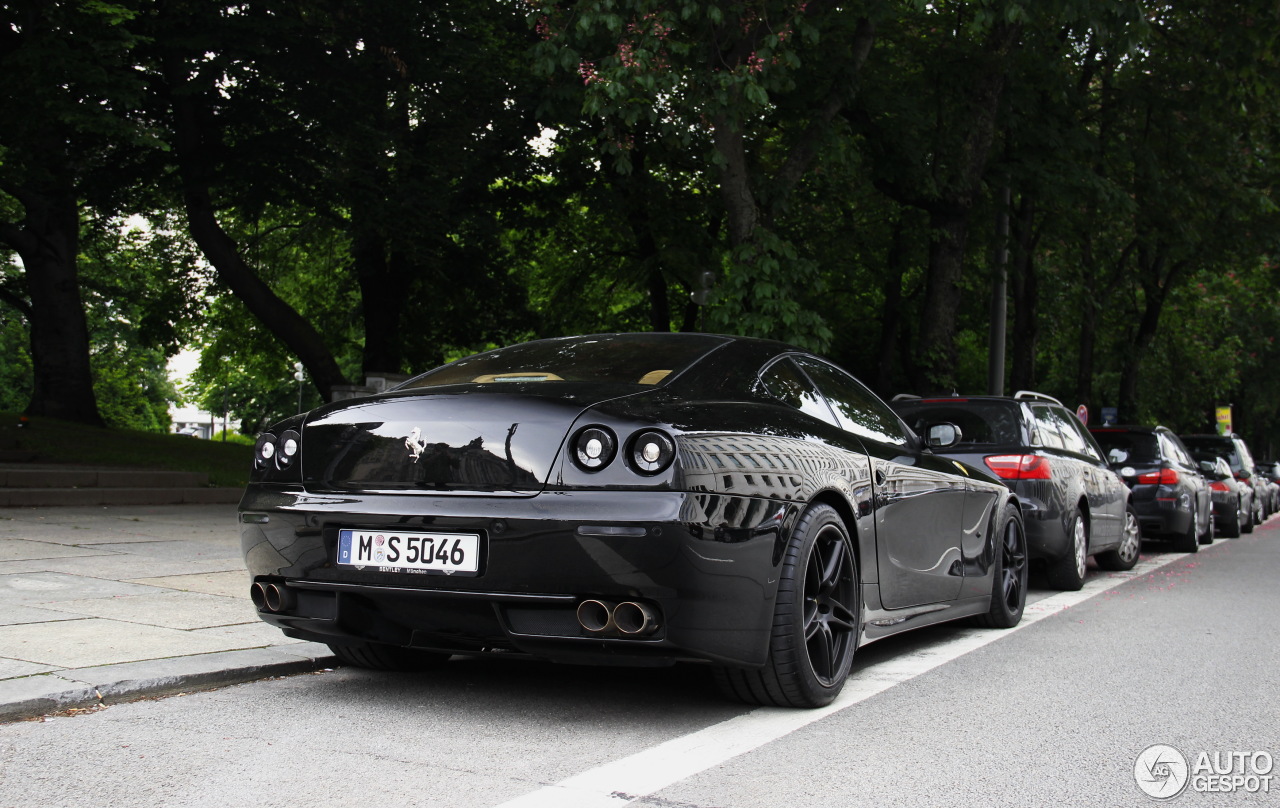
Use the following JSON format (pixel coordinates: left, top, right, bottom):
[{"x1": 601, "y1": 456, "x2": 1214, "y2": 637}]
[
  {"x1": 240, "y1": 333, "x2": 1028, "y2": 708},
  {"x1": 891, "y1": 391, "x2": 1140, "y2": 591}
]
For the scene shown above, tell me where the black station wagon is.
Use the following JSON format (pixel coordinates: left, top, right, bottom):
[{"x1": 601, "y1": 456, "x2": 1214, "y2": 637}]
[
  {"x1": 1089, "y1": 425, "x2": 1212, "y2": 552},
  {"x1": 892, "y1": 392, "x2": 1139, "y2": 591}
]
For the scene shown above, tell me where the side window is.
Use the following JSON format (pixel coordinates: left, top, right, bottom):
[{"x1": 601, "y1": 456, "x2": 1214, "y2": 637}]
[
  {"x1": 1171, "y1": 436, "x2": 1198, "y2": 469},
  {"x1": 1236, "y1": 440, "x2": 1256, "y2": 473},
  {"x1": 1051, "y1": 407, "x2": 1102, "y2": 460},
  {"x1": 795, "y1": 357, "x2": 909, "y2": 446},
  {"x1": 760, "y1": 358, "x2": 838, "y2": 427},
  {"x1": 1031, "y1": 406, "x2": 1065, "y2": 450},
  {"x1": 1161, "y1": 435, "x2": 1190, "y2": 468}
]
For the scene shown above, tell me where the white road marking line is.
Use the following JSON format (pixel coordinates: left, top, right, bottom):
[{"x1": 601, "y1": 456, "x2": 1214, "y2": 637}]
[{"x1": 492, "y1": 543, "x2": 1213, "y2": 808}]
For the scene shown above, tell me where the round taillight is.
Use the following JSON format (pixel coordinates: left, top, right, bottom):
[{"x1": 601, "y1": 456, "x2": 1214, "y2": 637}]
[
  {"x1": 573, "y1": 426, "x2": 617, "y2": 471},
  {"x1": 630, "y1": 430, "x2": 676, "y2": 474},
  {"x1": 277, "y1": 429, "x2": 301, "y2": 468},
  {"x1": 254, "y1": 434, "x2": 277, "y2": 468}
]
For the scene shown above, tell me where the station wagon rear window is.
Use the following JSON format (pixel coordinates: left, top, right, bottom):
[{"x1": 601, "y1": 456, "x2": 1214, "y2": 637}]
[{"x1": 895, "y1": 401, "x2": 1022, "y2": 447}]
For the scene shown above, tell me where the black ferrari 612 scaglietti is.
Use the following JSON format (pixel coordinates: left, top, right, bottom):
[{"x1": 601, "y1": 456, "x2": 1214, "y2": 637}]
[{"x1": 240, "y1": 333, "x2": 1027, "y2": 708}]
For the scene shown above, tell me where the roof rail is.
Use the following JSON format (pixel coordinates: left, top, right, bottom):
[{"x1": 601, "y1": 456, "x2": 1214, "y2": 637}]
[{"x1": 1013, "y1": 390, "x2": 1064, "y2": 406}]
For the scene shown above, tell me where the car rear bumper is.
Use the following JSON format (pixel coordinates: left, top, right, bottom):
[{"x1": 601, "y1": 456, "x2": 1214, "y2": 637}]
[
  {"x1": 239, "y1": 484, "x2": 795, "y2": 668},
  {"x1": 1130, "y1": 496, "x2": 1193, "y2": 537}
]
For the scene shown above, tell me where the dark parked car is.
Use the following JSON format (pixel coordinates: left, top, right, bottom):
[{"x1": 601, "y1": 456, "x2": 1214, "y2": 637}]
[
  {"x1": 1089, "y1": 425, "x2": 1212, "y2": 552},
  {"x1": 1180, "y1": 433, "x2": 1262, "y2": 533},
  {"x1": 1194, "y1": 455, "x2": 1247, "y2": 538},
  {"x1": 892, "y1": 392, "x2": 1139, "y2": 591},
  {"x1": 240, "y1": 333, "x2": 1028, "y2": 709},
  {"x1": 1255, "y1": 461, "x2": 1280, "y2": 515}
]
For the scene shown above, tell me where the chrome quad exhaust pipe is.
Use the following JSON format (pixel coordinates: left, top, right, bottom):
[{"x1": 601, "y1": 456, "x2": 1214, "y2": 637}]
[
  {"x1": 613, "y1": 601, "x2": 659, "y2": 636},
  {"x1": 575, "y1": 599, "x2": 660, "y2": 636},
  {"x1": 576, "y1": 599, "x2": 617, "y2": 633}
]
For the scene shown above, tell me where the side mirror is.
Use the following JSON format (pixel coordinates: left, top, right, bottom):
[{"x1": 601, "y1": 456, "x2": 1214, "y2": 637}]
[
  {"x1": 1198, "y1": 460, "x2": 1216, "y2": 475},
  {"x1": 926, "y1": 423, "x2": 961, "y2": 450}
]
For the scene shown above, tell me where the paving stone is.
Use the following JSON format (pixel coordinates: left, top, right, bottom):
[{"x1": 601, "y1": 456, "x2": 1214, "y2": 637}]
[
  {"x1": 0, "y1": 618, "x2": 250, "y2": 667},
  {"x1": 39, "y1": 591, "x2": 258, "y2": 630},
  {"x1": 0, "y1": 658, "x2": 58, "y2": 680},
  {"x1": 25, "y1": 553, "x2": 243, "y2": 580},
  {"x1": 90, "y1": 539, "x2": 242, "y2": 562},
  {"x1": 127, "y1": 570, "x2": 250, "y2": 599},
  {"x1": 0, "y1": 539, "x2": 114, "y2": 562},
  {"x1": 0, "y1": 572, "x2": 162, "y2": 603},
  {"x1": 0, "y1": 603, "x2": 82, "y2": 627},
  {"x1": 192, "y1": 620, "x2": 301, "y2": 647}
]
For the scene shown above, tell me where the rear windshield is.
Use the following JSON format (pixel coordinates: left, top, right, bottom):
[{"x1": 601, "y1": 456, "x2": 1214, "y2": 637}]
[
  {"x1": 1091, "y1": 431, "x2": 1159, "y2": 465},
  {"x1": 399, "y1": 333, "x2": 729, "y2": 390},
  {"x1": 893, "y1": 400, "x2": 1023, "y2": 447},
  {"x1": 1181, "y1": 436, "x2": 1240, "y2": 471}
]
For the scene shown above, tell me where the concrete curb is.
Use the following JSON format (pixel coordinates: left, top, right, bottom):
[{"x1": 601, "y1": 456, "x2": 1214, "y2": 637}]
[
  {"x1": 0, "y1": 643, "x2": 335, "y2": 723},
  {"x1": 0, "y1": 487, "x2": 243, "y2": 507}
]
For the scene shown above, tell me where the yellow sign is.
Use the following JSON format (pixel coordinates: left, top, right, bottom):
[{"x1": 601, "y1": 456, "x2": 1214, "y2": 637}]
[{"x1": 1216, "y1": 406, "x2": 1233, "y2": 436}]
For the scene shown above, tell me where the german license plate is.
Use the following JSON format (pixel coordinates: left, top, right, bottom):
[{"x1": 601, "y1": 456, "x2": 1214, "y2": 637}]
[{"x1": 337, "y1": 529, "x2": 481, "y2": 575}]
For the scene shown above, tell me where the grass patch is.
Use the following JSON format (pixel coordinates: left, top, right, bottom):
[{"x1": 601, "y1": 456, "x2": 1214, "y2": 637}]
[{"x1": 2, "y1": 413, "x2": 253, "y2": 487}]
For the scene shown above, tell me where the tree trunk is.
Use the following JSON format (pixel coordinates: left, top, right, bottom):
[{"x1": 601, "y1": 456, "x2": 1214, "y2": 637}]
[
  {"x1": 1, "y1": 182, "x2": 103, "y2": 426},
  {"x1": 351, "y1": 216, "x2": 410, "y2": 377},
  {"x1": 1118, "y1": 252, "x2": 1181, "y2": 420},
  {"x1": 712, "y1": 115, "x2": 759, "y2": 251},
  {"x1": 874, "y1": 219, "x2": 908, "y2": 394},
  {"x1": 1009, "y1": 194, "x2": 1039, "y2": 391},
  {"x1": 164, "y1": 54, "x2": 347, "y2": 401},
  {"x1": 917, "y1": 209, "x2": 969, "y2": 391},
  {"x1": 619, "y1": 144, "x2": 670, "y2": 332}
]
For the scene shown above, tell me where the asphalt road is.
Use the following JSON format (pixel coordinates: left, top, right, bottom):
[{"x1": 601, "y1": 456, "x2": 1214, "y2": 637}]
[{"x1": 1, "y1": 521, "x2": 1276, "y2": 808}]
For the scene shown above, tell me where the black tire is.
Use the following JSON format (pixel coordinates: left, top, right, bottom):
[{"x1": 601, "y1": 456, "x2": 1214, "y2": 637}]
[
  {"x1": 972, "y1": 503, "x2": 1027, "y2": 628},
  {"x1": 327, "y1": 641, "x2": 450, "y2": 671},
  {"x1": 1098, "y1": 506, "x2": 1142, "y2": 570},
  {"x1": 1046, "y1": 509, "x2": 1088, "y2": 591},
  {"x1": 714, "y1": 503, "x2": 858, "y2": 709},
  {"x1": 1172, "y1": 505, "x2": 1200, "y2": 553},
  {"x1": 1220, "y1": 501, "x2": 1242, "y2": 538},
  {"x1": 1242, "y1": 497, "x2": 1255, "y2": 534},
  {"x1": 1198, "y1": 510, "x2": 1214, "y2": 545}
]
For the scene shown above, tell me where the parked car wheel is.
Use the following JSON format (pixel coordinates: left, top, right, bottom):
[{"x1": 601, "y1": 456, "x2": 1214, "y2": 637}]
[
  {"x1": 715, "y1": 503, "x2": 858, "y2": 708},
  {"x1": 1047, "y1": 510, "x2": 1088, "y2": 591},
  {"x1": 1242, "y1": 500, "x2": 1255, "y2": 534},
  {"x1": 972, "y1": 503, "x2": 1028, "y2": 628},
  {"x1": 1198, "y1": 509, "x2": 1214, "y2": 544},
  {"x1": 1098, "y1": 506, "x2": 1142, "y2": 570},
  {"x1": 328, "y1": 641, "x2": 449, "y2": 671}
]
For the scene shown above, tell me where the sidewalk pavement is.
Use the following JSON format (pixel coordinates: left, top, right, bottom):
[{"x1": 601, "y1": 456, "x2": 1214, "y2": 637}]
[{"x1": 0, "y1": 503, "x2": 334, "y2": 723}]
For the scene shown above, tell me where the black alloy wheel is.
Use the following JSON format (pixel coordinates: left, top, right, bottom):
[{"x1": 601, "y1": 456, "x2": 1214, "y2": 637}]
[
  {"x1": 974, "y1": 503, "x2": 1027, "y2": 628},
  {"x1": 714, "y1": 503, "x2": 858, "y2": 708}
]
